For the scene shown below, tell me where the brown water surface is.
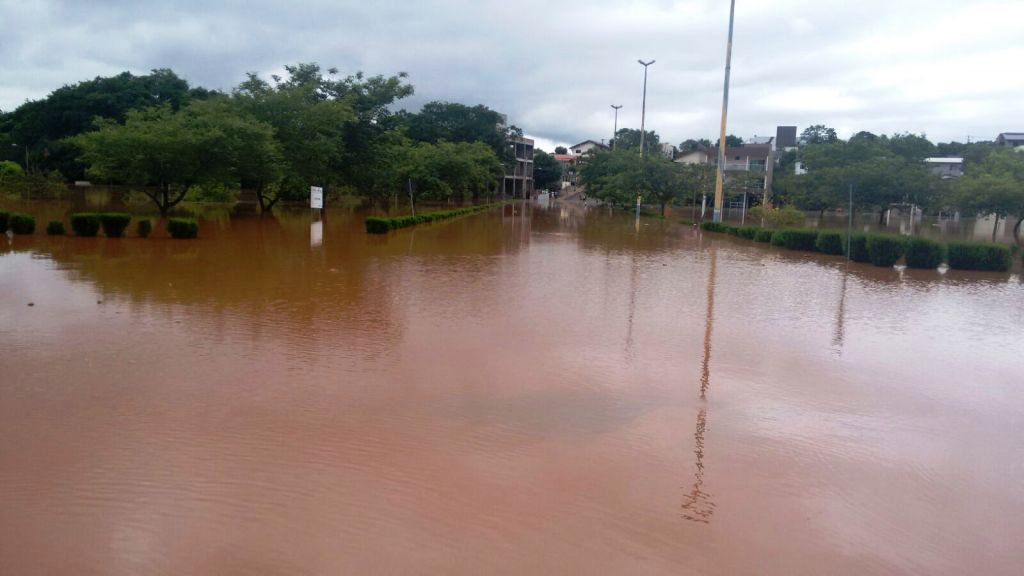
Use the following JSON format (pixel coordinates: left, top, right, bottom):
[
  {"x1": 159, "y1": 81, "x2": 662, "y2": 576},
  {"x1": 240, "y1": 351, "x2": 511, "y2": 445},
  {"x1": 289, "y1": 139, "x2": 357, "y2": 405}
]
[{"x1": 2, "y1": 200, "x2": 1023, "y2": 575}]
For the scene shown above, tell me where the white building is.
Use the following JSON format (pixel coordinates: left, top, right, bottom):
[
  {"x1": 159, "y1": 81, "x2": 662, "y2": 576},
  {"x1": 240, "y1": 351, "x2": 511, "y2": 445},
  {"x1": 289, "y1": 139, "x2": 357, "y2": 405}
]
[
  {"x1": 924, "y1": 157, "x2": 964, "y2": 179},
  {"x1": 570, "y1": 140, "x2": 607, "y2": 156}
]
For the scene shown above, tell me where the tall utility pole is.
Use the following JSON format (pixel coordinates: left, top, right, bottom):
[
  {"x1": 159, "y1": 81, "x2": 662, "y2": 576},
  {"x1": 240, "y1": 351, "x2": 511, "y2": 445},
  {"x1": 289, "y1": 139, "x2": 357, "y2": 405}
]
[
  {"x1": 610, "y1": 105, "x2": 623, "y2": 150},
  {"x1": 637, "y1": 60, "x2": 655, "y2": 218},
  {"x1": 637, "y1": 60, "x2": 655, "y2": 158},
  {"x1": 713, "y1": 0, "x2": 736, "y2": 223}
]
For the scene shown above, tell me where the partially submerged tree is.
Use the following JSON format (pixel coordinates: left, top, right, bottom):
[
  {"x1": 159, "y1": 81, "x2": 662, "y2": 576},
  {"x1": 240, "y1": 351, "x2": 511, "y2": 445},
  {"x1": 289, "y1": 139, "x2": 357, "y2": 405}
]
[
  {"x1": 951, "y1": 150, "x2": 1024, "y2": 243},
  {"x1": 71, "y1": 102, "x2": 280, "y2": 215}
]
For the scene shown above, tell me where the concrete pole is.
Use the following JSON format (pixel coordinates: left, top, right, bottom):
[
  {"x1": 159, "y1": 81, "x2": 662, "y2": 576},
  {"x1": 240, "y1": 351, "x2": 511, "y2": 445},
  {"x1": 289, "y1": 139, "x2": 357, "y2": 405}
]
[
  {"x1": 611, "y1": 105, "x2": 622, "y2": 150},
  {"x1": 713, "y1": 0, "x2": 736, "y2": 223}
]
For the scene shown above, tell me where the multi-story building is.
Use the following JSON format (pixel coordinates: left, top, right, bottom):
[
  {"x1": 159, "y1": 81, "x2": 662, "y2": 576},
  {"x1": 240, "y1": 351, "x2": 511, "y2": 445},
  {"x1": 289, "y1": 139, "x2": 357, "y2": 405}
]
[
  {"x1": 553, "y1": 154, "x2": 578, "y2": 189},
  {"x1": 504, "y1": 135, "x2": 534, "y2": 198}
]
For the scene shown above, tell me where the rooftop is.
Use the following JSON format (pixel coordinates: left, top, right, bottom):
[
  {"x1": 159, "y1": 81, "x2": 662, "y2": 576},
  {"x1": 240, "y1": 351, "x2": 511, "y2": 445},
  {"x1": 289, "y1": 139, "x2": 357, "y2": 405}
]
[{"x1": 925, "y1": 157, "x2": 964, "y2": 164}]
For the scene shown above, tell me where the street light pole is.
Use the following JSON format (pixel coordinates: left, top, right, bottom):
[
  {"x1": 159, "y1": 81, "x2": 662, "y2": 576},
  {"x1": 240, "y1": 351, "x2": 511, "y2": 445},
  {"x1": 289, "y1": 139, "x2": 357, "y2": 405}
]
[
  {"x1": 713, "y1": 0, "x2": 736, "y2": 223},
  {"x1": 637, "y1": 60, "x2": 655, "y2": 159},
  {"x1": 637, "y1": 59, "x2": 655, "y2": 218},
  {"x1": 610, "y1": 105, "x2": 622, "y2": 150}
]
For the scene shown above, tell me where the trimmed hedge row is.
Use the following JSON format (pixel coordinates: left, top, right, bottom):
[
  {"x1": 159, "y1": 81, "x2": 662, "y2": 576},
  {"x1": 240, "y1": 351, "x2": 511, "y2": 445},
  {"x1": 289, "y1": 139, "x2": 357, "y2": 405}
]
[
  {"x1": 771, "y1": 229, "x2": 819, "y2": 251},
  {"x1": 365, "y1": 203, "x2": 501, "y2": 234},
  {"x1": 100, "y1": 213, "x2": 132, "y2": 238},
  {"x1": 699, "y1": 222, "x2": 1013, "y2": 272},
  {"x1": 0, "y1": 211, "x2": 9, "y2": 232},
  {"x1": 9, "y1": 213, "x2": 35, "y2": 235},
  {"x1": 905, "y1": 237, "x2": 945, "y2": 269},
  {"x1": 167, "y1": 218, "x2": 199, "y2": 239},
  {"x1": 947, "y1": 242, "x2": 1011, "y2": 272},
  {"x1": 71, "y1": 213, "x2": 102, "y2": 236}
]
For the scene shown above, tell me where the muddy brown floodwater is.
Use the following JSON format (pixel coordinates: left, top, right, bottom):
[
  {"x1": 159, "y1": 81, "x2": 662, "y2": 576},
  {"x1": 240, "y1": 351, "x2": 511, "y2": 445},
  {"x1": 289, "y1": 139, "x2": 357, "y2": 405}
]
[{"x1": 2, "y1": 200, "x2": 1023, "y2": 575}]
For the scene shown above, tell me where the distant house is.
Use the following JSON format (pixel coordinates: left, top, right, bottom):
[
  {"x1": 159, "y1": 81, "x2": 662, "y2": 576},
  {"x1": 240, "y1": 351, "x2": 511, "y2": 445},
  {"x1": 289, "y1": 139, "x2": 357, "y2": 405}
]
[
  {"x1": 553, "y1": 154, "x2": 578, "y2": 189},
  {"x1": 660, "y1": 142, "x2": 676, "y2": 160},
  {"x1": 924, "y1": 157, "x2": 964, "y2": 179},
  {"x1": 674, "y1": 149, "x2": 713, "y2": 165},
  {"x1": 995, "y1": 133, "x2": 1024, "y2": 148},
  {"x1": 570, "y1": 140, "x2": 607, "y2": 155}
]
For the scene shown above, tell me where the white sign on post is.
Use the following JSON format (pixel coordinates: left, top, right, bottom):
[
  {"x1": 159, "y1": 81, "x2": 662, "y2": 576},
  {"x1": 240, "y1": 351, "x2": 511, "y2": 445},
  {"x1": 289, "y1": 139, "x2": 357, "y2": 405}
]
[{"x1": 310, "y1": 186, "x2": 324, "y2": 210}]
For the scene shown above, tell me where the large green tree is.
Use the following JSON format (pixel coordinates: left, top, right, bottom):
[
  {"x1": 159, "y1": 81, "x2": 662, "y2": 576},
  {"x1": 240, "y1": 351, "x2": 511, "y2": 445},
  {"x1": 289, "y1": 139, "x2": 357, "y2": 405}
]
[
  {"x1": 71, "y1": 102, "x2": 280, "y2": 215},
  {"x1": 533, "y1": 150, "x2": 562, "y2": 191},
  {"x1": 4, "y1": 69, "x2": 203, "y2": 178},
  {"x1": 951, "y1": 150, "x2": 1024, "y2": 243},
  {"x1": 396, "y1": 141, "x2": 504, "y2": 209},
  {"x1": 406, "y1": 101, "x2": 518, "y2": 161},
  {"x1": 613, "y1": 128, "x2": 660, "y2": 156}
]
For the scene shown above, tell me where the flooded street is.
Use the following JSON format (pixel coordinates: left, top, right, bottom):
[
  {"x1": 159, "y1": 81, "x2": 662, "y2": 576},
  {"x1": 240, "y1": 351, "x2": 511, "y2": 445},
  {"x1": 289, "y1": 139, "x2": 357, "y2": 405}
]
[{"x1": 2, "y1": 200, "x2": 1023, "y2": 575}]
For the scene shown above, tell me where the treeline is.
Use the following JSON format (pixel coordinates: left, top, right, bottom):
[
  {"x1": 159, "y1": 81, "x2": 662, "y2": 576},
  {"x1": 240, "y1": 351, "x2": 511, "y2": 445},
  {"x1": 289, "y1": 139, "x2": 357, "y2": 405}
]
[
  {"x1": 774, "y1": 129, "x2": 1024, "y2": 241},
  {"x1": 0, "y1": 65, "x2": 519, "y2": 214},
  {"x1": 580, "y1": 123, "x2": 1023, "y2": 243}
]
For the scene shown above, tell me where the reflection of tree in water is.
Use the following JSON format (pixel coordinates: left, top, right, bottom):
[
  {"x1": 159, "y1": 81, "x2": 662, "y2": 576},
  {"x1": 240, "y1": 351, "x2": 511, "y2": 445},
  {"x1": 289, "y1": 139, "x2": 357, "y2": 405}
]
[{"x1": 682, "y1": 249, "x2": 716, "y2": 524}]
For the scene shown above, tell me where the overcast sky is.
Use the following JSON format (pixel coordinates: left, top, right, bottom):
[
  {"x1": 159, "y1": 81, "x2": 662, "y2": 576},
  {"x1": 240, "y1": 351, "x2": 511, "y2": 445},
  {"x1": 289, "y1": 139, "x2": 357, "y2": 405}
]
[{"x1": 2, "y1": 0, "x2": 1022, "y2": 151}]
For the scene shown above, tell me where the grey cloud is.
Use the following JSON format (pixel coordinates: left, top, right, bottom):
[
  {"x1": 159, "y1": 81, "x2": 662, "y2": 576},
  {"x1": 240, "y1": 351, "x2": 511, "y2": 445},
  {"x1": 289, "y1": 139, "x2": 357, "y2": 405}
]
[{"x1": 2, "y1": 0, "x2": 1022, "y2": 148}]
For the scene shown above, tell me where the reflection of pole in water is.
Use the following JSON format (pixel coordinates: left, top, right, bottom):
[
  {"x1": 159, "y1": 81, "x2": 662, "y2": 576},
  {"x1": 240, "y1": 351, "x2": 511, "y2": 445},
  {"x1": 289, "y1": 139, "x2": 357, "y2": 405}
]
[
  {"x1": 681, "y1": 407, "x2": 715, "y2": 523},
  {"x1": 700, "y1": 250, "x2": 717, "y2": 399},
  {"x1": 625, "y1": 247, "x2": 639, "y2": 361},
  {"x1": 682, "y1": 249, "x2": 717, "y2": 523},
  {"x1": 832, "y1": 268, "x2": 849, "y2": 353}
]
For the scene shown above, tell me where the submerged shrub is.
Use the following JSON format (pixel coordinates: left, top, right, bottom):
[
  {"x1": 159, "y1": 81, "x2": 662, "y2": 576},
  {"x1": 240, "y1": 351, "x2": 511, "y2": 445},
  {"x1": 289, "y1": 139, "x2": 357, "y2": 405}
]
[
  {"x1": 754, "y1": 229, "x2": 774, "y2": 243},
  {"x1": 46, "y1": 220, "x2": 66, "y2": 235},
  {"x1": 0, "y1": 211, "x2": 9, "y2": 232},
  {"x1": 847, "y1": 233, "x2": 870, "y2": 262},
  {"x1": 137, "y1": 219, "x2": 152, "y2": 238},
  {"x1": 770, "y1": 229, "x2": 819, "y2": 251},
  {"x1": 947, "y1": 241, "x2": 1011, "y2": 272},
  {"x1": 866, "y1": 234, "x2": 907, "y2": 267},
  {"x1": 904, "y1": 237, "x2": 946, "y2": 269},
  {"x1": 71, "y1": 213, "x2": 102, "y2": 237},
  {"x1": 700, "y1": 221, "x2": 726, "y2": 233},
  {"x1": 815, "y1": 231, "x2": 846, "y2": 255},
  {"x1": 9, "y1": 213, "x2": 35, "y2": 235},
  {"x1": 167, "y1": 217, "x2": 198, "y2": 239},
  {"x1": 738, "y1": 226, "x2": 759, "y2": 240},
  {"x1": 100, "y1": 213, "x2": 132, "y2": 238}
]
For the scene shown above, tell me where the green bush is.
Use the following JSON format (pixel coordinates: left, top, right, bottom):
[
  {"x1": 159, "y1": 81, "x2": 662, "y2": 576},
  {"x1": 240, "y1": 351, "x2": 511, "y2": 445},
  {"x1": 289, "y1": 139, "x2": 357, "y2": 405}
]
[
  {"x1": 738, "y1": 226, "x2": 758, "y2": 240},
  {"x1": 9, "y1": 213, "x2": 35, "y2": 234},
  {"x1": 167, "y1": 217, "x2": 199, "y2": 239},
  {"x1": 847, "y1": 233, "x2": 870, "y2": 262},
  {"x1": 678, "y1": 219, "x2": 694, "y2": 226},
  {"x1": 749, "y1": 205, "x2": 805, "y2": 228},
  {"x1": 46, "y1": 220, "x2": 65, "y2": 235},
  {"x1": 815, "y1": 231, "x2": 846, "y2": 255},
  {"x1": 947, "y1": 241, "x2": 1012, "y2": 272},
  {"x1": 866, "y1": 234, "x2": 907, "y2": 267},
  {"x1": 700, "y1": 221, "x2": 726, "y2": 233},
  {"x1": 724, "y1": 225, "x2": 740, "y2": 236},
  {"x1": 100, "y1": 213, "x2": 132, "y2": 238},
  {"x1": 0, "y1": 211, "x2": 9, "y2": 232},
  {"x1": 137, "y1": 219, "x2": 152, "y2": 238},
  {"x1": 364, "y1": 204, "x2": 500, "y2": 234},
  {"x1": 770, "y1": 229, "x2": 819, "y2": 251},
  {"x1": 71, "y1": 213, "x2": 102, "y2": 237},
  {"x1": 754, "y1": 229, "x2": 773, "y2": 243},
  {"x1": 904, "y1": 237, "x2": 946, "y2": 269}
]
